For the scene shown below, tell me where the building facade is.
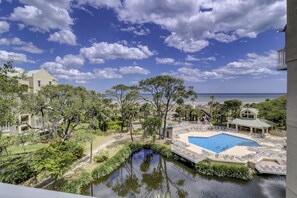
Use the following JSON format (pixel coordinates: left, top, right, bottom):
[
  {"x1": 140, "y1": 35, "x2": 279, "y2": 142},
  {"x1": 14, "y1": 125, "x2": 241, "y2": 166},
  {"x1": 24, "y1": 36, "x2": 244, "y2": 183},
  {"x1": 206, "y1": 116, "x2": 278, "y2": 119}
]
[
  {"x1": 227, "y1": 108, "x2": 275, "y2": 135},
  {"x1": 286, "y1": 0, "x2": 297, "y2": 197},
  {"x1": 1, "y1": 69, "x2": 57, "y2": 135}
]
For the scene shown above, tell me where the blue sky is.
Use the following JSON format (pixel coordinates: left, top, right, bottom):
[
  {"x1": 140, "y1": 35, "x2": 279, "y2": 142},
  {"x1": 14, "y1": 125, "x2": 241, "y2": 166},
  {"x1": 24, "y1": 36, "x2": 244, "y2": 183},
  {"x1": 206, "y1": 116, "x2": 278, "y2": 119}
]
[{"x1": 0, "y1": 0, "x2": 287, "y2": 93}]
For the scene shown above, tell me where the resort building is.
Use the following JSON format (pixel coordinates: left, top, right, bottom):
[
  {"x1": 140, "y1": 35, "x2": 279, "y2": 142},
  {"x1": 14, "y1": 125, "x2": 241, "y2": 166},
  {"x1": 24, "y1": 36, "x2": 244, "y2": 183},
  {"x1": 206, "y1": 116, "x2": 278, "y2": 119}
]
[
  {"x1": 0, "y1": 69, "x2": 57, "y2": 135},
  {"x1": 227, "y1": 108, "x2": 276, "y2": 135}
]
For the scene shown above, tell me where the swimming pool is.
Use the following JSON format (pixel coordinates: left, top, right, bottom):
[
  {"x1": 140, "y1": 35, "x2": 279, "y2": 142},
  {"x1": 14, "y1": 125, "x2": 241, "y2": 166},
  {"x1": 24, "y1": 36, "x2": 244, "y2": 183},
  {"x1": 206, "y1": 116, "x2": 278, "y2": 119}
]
[{"x1": 188, "y1": 133, "x2": 260, "y2": 153}]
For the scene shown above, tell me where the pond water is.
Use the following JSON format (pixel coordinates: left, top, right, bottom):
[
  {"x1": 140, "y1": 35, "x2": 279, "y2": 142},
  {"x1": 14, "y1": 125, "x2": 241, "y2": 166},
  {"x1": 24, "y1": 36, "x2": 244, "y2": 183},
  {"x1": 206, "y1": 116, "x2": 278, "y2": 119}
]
[{"x1": 83, "y1": 149, "x2": 286, "y2": 198}]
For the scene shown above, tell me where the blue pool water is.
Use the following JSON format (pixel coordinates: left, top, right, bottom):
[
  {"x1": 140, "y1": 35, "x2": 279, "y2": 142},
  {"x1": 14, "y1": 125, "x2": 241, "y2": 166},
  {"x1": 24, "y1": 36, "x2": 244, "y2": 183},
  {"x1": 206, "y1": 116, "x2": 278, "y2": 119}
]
[{"x1": 188, "y1": 133, "x2": 260, "y2": 153}]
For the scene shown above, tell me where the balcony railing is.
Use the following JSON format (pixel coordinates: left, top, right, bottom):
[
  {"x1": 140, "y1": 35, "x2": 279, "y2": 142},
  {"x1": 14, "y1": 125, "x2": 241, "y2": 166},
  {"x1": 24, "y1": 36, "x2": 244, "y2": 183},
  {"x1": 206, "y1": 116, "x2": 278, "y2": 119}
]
[
  {"x1": 277, "y1": 48, "x2": 287, "y2": 70},
  {"x1": 0, "y1": 183, "x2": 93, "y2": 198}
]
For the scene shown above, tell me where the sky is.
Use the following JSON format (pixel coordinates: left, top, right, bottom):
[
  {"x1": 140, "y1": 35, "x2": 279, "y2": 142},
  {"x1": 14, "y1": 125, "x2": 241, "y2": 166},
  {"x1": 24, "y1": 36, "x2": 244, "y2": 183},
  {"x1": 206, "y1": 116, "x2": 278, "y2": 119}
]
[{"x1": 0, "y1": 0, "x2": 287, "y2": 93}]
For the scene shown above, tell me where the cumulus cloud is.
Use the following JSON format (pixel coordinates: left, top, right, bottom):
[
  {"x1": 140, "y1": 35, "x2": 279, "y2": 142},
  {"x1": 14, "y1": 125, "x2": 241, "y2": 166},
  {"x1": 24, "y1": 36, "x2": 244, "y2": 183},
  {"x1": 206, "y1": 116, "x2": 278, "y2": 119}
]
[
  {"x1": 0, "y1": 50, "x2": 34, "y2": 63},
  {"x1": 0, "y1": 21, "x2": 10, "y2": 34},
  {"x1": 10, "y1": 0, "x2": 73, "y2": 32},
  {"x1": 0, "y1": 37, "x2": 43, "y2": 54},
  {"x1": 119, "y1": 66, "x2": 150, "y2": 75},
  {"x1": 55, "y1": 54, "x2": 84, "y2": 68},
  {"x1": 155, "y1": 57, "x2": 192, "y2": 66},
  {"x1": 185, "y1": 55, "x2": 216, "y2": 62},
  {"x1": 93, "y1": 68, "x2": 122, "y2": 79},
  {"x1": 41, "y1": 61, "x2": 94, "y2": 83},
  {"x1": 116, "y1": 0, "x2": 286, "y2": 52},
  {"x1": 168, "y1": 51, "x2": 278, "y2": 82},
  {"x1": 48, "y1": 30, "x2": 77, "y2": 45},
  {"x1": 120, "y1": 25, "x2": 150, "y2": 36},
  {"x1": 75, "y1": 0, "x2": 122, "y2": 9},
  {"x1": 80, "y1": 42, "x2": 154, "y2": 64}
]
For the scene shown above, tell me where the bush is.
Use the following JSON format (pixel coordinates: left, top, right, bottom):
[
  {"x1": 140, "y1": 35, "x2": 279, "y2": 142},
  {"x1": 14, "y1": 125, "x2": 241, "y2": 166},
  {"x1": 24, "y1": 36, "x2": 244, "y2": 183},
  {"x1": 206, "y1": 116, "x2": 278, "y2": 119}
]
[
  {"x1": 94, "y1": 150, "x2": 109, "y2": 163},
  {"x1": 61, "y1": 172, "x2": 92, "y2": 194},
  {"x1": 195, "y1": 161, "x2": 252, "y2": 180},
  {"x1": 150, "y1": 144, "x2": 173, "y2": 158},
  {"x1": 63, "y1": 143, "x2": 142, "y2": 194},
  {"x1": 0, "y1": 141, "x2": 84, "y2": 184}
]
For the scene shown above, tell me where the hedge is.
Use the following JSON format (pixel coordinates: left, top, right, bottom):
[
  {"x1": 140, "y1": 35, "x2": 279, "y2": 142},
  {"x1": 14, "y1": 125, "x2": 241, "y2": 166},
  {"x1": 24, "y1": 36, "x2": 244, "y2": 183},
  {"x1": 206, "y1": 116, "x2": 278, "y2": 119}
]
[{"x1": 195, "y1": 161, "x2": 252, "y2": 180}]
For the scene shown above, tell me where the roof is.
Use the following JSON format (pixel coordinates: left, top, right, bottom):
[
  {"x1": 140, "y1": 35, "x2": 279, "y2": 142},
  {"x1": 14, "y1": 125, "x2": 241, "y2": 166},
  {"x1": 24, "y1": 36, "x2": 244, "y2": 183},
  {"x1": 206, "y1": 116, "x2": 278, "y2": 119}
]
[
  {"x1": 229, "y1": 118, "x2": 275, "y2": 129},
  {"x1": 26, "y1": 70, "x2": 41, "y2": 77},
  {"x1": 241, "y1": 108, "x2": 259, "y2": 115}
]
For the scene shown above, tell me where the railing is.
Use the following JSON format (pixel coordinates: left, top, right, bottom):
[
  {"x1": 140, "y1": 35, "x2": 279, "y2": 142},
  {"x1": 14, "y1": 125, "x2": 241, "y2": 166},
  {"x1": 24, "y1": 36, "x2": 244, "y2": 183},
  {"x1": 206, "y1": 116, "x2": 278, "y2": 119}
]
[
  {"x1": 0, "y1": 183, "x2": 93, "y2": 198},
  {"x1": 277, "y1": 48, "x2": 287, "y2": 70}
]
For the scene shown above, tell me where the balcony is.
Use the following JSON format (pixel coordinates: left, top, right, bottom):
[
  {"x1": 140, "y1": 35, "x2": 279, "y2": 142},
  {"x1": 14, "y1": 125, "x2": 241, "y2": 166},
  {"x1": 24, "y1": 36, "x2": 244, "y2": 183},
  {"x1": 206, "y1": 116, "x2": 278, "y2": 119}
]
[
  {"x1": 277, "y1": 48, "x2": 287, "y2": 70},
  {"x1": 0, "y1": 183, "x2": 92, "y2": 198}
]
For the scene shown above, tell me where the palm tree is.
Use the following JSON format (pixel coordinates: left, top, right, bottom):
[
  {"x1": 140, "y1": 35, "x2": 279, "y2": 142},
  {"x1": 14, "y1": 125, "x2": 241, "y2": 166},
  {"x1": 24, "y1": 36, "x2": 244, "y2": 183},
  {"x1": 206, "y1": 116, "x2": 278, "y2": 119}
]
[{"x1": 210, "y1": 95, "x2": 216, "y2": 119}]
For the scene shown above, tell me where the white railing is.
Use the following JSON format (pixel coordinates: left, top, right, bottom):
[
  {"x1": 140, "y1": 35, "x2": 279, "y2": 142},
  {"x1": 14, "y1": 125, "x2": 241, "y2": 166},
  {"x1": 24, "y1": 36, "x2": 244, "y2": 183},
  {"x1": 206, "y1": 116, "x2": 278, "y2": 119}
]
[{"x1": 277, "y1": 48, "x2": 287, "y2": 70}]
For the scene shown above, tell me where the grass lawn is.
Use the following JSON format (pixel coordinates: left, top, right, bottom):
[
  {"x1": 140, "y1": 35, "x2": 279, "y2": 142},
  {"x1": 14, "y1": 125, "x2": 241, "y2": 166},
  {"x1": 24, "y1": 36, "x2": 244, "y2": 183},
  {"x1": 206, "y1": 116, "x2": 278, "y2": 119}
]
[{"x1": 7, "y1": 143, "x2": 47, "y2": 155}]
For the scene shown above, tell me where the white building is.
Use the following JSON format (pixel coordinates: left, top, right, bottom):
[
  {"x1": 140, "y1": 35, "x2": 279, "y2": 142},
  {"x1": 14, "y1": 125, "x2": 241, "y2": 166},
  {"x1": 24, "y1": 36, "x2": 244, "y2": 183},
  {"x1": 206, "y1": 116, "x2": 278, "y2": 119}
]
[{"x1": 1, "y1": 69, "x2": 57, "y2": 135}]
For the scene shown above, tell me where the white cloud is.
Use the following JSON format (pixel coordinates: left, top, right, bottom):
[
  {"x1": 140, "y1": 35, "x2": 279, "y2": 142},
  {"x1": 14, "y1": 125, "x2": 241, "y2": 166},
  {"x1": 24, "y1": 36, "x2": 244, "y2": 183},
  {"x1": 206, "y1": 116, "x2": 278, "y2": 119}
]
[
  {"x1": 80, "y1": 42, "x2": 154, "y2": 63},
  {"x1": 119, "y1": 66, "x2": 150, "y2": 75},
  {"x1": 155, "y1": 57, "x2": 192, "y2": 66},
  {"x1": 75, "y1": 0, "x2": 121, "y2": 9},
  {"x1": 165, "y1": 33, "x2": 209, "y2": 53},
  {"x1": 93, "y1": 68, "x2": 122, "y2": 79},
  {"x1": 10, "y1": 0, "x2": 73, "y2": 32},
  {"x1": 155, "y1": 57, "x2": 175, "y2": 64},
  {"x1": 55, "y1": 54, "x2": 84, "y2": 68},
  {"x1": 41, "y1": 61, "x2": 95, "y2": 83},
  {"x1": 117, "y1": 0, "x2": 286, "y2": 52},
  {"x1": 0, "y1": 50, "x2": 34, "y2": 63},
  {"x1": 185, "y1": 55, "x2": 216, "y2": 62},
  {"x1": 0, "y1": 21, "x2": 10, "y2": 34},
  {"x1": 168, "y1": 51, "x2": 279, "y2": 82},
  {"x1": 48, "y1": 30, "x2": 77, "y2": 45},
  {"x1": 120, "y1": 25, "x2": 150, "y2": 36},
  {"x1": 0, "y1": 37, "x2": 43, "y2": 54}
]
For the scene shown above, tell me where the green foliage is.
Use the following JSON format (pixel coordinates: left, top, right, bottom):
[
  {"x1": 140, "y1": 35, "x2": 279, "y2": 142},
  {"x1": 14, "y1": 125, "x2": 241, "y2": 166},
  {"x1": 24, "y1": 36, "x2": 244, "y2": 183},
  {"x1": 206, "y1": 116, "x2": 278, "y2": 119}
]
[
  {"x1": 142, "y1": 117, "x2": 162, "y2": 142},
  {"x1": 61, "y1": 172, "x2": 92, "y2": 194},
  {"x1": 195, "y1": 161, "x2": 252, "y2": 180},
  {"x1": 0, "y1": 141, "x2": 83, "y2": 184},
  {"x1": 94, "y1": 150, "x2": 109, "y2": 163},
  {"x1": 150, "y1": 144, "x2": 173, "y2": 158},
  {"x1": 251, "y1": 95, "x2": 287, "y2": 128},
  {"x1": 108, "y1": 120, "x2": 122, "y2": 131},
  {"x1": 63, "y1": 143, "x2": 142, "y2": 194},
  {"x1": 0, "y1": 62, "x2": 27, "y2": 126}
]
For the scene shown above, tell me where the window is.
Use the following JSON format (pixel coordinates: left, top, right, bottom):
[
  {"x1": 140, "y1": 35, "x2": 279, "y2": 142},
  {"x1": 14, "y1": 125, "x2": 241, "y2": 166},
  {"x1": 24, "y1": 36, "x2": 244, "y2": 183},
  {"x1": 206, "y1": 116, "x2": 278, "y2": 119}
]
[
  {"x1": 38, "y1": 80, "x2": 41, "y2": 87},
  {"x1": 49, "y1": 81, "x2": 52, "y2": 85}
]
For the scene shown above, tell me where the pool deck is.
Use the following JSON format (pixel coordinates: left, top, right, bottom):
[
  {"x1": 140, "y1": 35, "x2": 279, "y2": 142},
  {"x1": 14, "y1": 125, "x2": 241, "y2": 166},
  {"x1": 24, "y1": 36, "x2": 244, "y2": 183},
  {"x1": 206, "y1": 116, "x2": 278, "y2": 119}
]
[{"x1": 171, "y1": 125, "x2": 287, "y2": 175}]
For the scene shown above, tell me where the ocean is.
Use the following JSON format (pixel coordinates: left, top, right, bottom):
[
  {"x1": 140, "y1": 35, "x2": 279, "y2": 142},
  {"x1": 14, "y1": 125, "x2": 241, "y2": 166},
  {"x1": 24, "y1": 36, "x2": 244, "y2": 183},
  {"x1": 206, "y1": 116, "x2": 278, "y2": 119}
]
[
  {"x1": 106, "y1": 93, "x2": 286, "y2": 105},
  {"x1": 195, "y1": 93, "x2": 286, "y2": 104}
]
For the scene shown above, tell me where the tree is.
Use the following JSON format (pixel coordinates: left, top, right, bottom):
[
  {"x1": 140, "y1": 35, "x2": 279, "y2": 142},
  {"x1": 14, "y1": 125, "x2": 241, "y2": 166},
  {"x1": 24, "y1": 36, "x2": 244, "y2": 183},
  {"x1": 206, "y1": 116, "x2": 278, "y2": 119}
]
[
  {"x1": 209, "y1": 95, "x2": 215, "y2": 118},
  {"x1": 0, "y1": 62, "x2": 27, "y2": 127},
  {"x1": 24, "y1": 84, "x2": 89, "y2": 140},
  {"x1": 106, "y1": 84, "x2": 139, "y2": 141},
  {"x1": 223, "y1": 99, "x2": 242, "y2": 119},
  {"x1": 139, "y1": 75, "x2": 197, "y2": 139},
  {"x1": 142, "y1": 117, "x2": 162, "y2": 142}
]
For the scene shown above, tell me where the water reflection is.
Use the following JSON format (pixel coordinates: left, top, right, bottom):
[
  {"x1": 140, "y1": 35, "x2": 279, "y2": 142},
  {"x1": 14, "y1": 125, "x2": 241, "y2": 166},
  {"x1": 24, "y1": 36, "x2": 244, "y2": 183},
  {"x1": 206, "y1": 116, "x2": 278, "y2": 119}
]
[{"x1": 83, "y1": 149, "x2": 286, "y2": 198}]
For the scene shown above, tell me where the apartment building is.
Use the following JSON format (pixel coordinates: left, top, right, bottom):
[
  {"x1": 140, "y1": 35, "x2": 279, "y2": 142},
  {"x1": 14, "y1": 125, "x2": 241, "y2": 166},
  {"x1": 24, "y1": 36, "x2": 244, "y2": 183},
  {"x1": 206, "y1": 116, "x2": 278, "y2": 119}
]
[{"x1": 1, "y1": 69, "x2": 58, "y2": 135}]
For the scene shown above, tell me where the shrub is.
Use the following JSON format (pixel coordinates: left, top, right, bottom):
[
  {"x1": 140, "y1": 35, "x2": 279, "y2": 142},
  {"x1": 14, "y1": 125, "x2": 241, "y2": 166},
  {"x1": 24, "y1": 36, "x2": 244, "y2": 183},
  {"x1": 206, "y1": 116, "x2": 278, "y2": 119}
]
[
  {"x1": 61, "y1": 172, "x2": 92, "y2": 194},
  {"x1": 150, "y1": 144, "x2": 173, "y2": 158},
  {"x1": 0, "y1": 141, "x2": 84, "y2": 184},
  {"x1": 195, "y1": 161, "x2": 252, "y2": 180},
  {"x1": 94, "y1": 150, "x2": 109, "y2": 163}
]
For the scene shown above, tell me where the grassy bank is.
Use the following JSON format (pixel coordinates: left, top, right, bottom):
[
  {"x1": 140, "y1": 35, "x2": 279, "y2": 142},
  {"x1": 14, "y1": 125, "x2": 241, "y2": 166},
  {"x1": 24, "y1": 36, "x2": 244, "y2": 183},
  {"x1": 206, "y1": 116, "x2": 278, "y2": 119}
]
[{"x1": 195, "y1": 161, "x2": 252, "y2": 180}]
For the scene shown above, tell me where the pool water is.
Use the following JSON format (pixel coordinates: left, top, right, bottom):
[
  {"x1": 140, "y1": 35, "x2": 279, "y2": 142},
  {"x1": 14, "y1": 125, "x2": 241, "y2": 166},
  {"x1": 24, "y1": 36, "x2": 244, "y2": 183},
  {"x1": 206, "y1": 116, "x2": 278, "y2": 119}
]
[{"x1": 188, "y1": 133, "x2": 260, "y2": 153}]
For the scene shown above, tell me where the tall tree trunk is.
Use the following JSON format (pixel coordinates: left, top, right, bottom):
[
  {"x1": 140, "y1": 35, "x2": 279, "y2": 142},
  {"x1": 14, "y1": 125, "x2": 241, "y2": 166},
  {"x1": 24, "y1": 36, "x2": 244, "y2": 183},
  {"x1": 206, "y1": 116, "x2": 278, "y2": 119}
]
[
  {"x1": 162, "y1": 111, "x2": 168, "y2": 139},
  {"x1": 129, "y1": 121, "x2": 134, "y2": 142},
  {"x1": 90, "y1": 139, "x2": 93, "y2": 163}
]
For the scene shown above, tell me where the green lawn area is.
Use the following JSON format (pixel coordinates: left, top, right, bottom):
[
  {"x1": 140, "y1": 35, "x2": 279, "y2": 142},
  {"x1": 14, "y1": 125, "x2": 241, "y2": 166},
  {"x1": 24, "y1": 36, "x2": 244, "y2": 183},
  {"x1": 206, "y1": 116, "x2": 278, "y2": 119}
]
[{"x1": 7, "y1": 143, "x2": 47, "y2": 155}]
